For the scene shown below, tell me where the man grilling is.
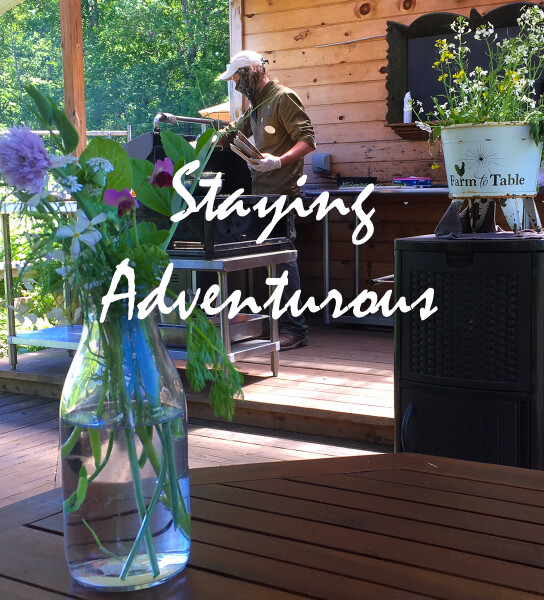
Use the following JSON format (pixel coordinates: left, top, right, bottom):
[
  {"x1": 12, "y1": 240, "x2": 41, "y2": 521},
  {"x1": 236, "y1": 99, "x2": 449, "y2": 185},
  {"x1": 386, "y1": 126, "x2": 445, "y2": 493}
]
[{"x1": 217, "y1": 50, "x2": 316, "y2": 351}]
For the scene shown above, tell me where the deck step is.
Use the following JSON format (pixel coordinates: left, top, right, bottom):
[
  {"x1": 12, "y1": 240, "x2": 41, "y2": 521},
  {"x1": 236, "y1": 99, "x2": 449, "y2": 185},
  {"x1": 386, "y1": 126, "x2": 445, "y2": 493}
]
[{"x1": 0, "y1": 325, "x2": 395, "y2": 446}]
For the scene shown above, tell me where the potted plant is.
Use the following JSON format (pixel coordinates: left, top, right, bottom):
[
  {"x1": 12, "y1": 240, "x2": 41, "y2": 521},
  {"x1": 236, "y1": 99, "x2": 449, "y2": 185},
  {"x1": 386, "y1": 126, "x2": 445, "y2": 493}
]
[
  {"x1": 413, "y1": 4, "x2": 544, "y2": 234},
  {"x1": 0, "y1": 86, "x2": 243, "y2": 590}
]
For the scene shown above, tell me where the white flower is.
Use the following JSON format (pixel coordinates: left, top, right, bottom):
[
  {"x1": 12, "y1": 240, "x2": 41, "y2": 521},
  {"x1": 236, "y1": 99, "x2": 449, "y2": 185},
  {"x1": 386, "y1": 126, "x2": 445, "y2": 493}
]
[
  {"x1": 46, "y1": 307, "x2": 66, "y2": 322},
  {"x1": 415, "y1": 121, "x2": 432, "y2": 133},
  {"x1": 56, "y1": 265, "x2": 71, "y2": 277},
  {"x1": 62, "y1": 176, "x2": 83, "y2": 194},
  {"x1": 23, "y1": 278, "x2": 37, "y2": 291},
  {"x1": 86, "y1": 157, "x2": 114, "y2": 173},
  {"x1": 474, "y1": 25, "x2": 494, "y2": 40},
  {"x1": 49, "y1": 155, "x2": 78, "y2": 169},
  {"x1": 49, "y1": 249, "x2": 65, "y2": 262},
  {"x1": 56, "y1": 210, "x2": 106, "y2": 258},
  {"x1": 27, "y1": 180, "x2": 50, "y2": 207}
]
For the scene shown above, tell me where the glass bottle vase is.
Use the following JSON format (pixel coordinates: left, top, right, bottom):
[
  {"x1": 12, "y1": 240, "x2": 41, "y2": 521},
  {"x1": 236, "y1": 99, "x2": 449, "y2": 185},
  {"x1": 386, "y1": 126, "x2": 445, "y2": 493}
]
[{"x1": 59, "y1": 310, "x2": 190, "y2": 591}]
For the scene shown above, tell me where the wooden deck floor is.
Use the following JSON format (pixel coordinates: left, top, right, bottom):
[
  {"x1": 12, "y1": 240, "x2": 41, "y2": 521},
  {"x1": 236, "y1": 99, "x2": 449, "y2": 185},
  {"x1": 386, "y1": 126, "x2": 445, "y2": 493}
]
[
  {"x1": 0, "y1": 322, "x2": 394, "y2": 507},
  {"x1": 0, "y1": 391, "x2": 386, "y2": 508},
  {"x1": 186, "y1": 324, "x2": 394, "y2": 444},
  {"x1": 0, "y1": 323, "x2": 395, "y2": 444}
]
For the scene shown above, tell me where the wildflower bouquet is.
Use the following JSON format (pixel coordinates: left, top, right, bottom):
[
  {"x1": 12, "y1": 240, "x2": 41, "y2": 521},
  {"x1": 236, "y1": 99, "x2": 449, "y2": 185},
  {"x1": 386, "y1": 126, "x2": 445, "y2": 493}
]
[
  {"x1": 414, "y1": 4, "x2": 544, "y2": 147},
  {"x1": 0, "y1": 85, "x2": 242, "y2": 588}
]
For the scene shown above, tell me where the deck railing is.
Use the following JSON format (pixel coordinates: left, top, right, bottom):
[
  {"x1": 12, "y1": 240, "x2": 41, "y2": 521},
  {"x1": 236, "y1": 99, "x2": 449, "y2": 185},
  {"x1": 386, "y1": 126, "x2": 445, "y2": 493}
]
[{"x1": 0, "y1": 126, "x2": 132, "y2": 142}]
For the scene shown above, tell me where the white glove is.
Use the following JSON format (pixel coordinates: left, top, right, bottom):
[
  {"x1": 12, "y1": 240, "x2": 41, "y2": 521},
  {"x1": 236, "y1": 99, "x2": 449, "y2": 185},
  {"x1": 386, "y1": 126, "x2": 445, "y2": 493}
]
[{"x1": 251, "y1": 153, "x2": 282, "y2": 172}]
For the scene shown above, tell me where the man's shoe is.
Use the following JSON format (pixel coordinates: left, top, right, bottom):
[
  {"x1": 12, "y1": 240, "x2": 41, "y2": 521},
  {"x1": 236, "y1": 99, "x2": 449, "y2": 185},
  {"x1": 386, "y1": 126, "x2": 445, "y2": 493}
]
[{"x1": 279, "y1": 333, "x2": 308, "y2": 351}]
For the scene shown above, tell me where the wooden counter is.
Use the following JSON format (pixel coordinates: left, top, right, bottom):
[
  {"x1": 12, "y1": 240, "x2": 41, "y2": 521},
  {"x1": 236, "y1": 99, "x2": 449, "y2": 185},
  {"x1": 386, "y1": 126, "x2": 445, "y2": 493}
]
[{"x1": 298, "y1": 187, "x2": 451, "y2": 301}]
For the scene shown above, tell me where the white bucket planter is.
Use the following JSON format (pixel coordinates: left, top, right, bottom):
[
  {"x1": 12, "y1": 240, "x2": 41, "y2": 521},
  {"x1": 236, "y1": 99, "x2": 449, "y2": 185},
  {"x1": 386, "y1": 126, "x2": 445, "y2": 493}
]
[{"x1": 441, "y1": 122, "x2": 542, "y2": 198}]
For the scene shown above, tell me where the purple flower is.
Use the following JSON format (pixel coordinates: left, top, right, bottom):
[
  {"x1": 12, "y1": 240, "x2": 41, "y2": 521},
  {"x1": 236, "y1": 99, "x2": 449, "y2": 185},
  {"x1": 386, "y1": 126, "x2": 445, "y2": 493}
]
[
  {"x1": 0, "y1": 127, "x2": 51, "y2": 194},
  {"x1": 150, "y1": 157, "x2": 174, "y2": 187},
  {"x1": 104, "y1": 187, "x2": 139, "y2": 217}
]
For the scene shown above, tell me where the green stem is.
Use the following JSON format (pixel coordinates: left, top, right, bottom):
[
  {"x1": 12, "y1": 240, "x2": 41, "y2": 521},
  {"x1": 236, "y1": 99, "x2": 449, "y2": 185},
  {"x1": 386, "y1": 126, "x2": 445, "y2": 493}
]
[
  {"x1": 136, "y1": 424, "x2": 190, "y2": 537},
  {"x1": 160, "y1": 422, "x2": 184, "y2": 532},
  {"x1": 123, "y1": 426, "x2": 160, "y2": 578},
  {"x1": 120, "y1": 457, "x2": 167, "y2": 580},
  {"x1": 83, "y1": 519, "x2": 124, "y2": 563},
  {"x1": 109, "y1": 319, "x2": 159, "y2": 578},
  {"x1": 132, "y1": 209, "x2": 139, "y2": 247},
  {"x1": 63, "y1": 429, "x2": 115, "y2": 512},
  {"x1": 61, "y1": 425, "x2": 83, "y2": 458}
]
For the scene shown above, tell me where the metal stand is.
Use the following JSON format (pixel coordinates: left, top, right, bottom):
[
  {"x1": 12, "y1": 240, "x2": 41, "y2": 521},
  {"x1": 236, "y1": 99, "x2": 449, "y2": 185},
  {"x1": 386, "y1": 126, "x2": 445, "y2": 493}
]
[
  {"x1": 168, "y1": 250, "x2": 295, "y2": 376},
  {"x1": 2, "y1": 201, "x2": 77, "y2": 369},
  {"x1": 310, "y1": 186, "x2": 450, "y2": 327},
  {"x1": 1, "y1": 214, "x2": 17, "y2": 369}
]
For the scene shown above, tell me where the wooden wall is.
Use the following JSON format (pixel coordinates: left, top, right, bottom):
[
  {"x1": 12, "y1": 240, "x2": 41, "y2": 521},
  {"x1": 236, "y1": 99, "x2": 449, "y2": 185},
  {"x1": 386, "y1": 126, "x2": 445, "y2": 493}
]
[{"x1": 233, "y1": 0, "x2": 523, "y2": 186}]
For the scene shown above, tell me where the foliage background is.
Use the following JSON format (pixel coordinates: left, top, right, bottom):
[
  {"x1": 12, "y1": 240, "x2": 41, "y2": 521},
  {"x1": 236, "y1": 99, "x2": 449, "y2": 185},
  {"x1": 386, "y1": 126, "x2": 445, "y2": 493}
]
[
  {"x1": 0, "y1": 0, "x2": 230, "y2": 136},
  {"x1": 0, "y1": 0, "x2": 230, "y2": 358}
]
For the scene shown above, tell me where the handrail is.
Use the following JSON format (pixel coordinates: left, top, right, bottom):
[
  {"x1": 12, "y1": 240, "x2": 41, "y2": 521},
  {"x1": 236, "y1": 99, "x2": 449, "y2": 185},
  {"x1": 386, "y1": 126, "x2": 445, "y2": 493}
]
[{"x1": 0, "y1": 126, "x2": 132, "y2": 142}]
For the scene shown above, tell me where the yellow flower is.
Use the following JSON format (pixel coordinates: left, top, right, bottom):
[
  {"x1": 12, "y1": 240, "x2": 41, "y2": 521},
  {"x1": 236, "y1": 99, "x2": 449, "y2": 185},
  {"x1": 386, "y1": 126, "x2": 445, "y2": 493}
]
[
  {"x1": 453, "y1": 70, "x2": 464, "y2": 79},
  {"x1": 438, "y1": 73, "x2": 449, "y2": 82},
  {"x1": 431, "y1": 163, "x2": 440, "y2": 170}
]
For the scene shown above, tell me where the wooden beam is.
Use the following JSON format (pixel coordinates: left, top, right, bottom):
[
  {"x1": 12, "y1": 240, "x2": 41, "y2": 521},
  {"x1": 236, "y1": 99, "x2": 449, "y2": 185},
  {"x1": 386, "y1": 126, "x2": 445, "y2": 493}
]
[
  {"x1": 0, "y1": 0, "x2": 25, "y2": 15},
  {"x1": 228, "y1": 0, "x2": 244, "y2": 120},
  {"x1": 59, "y1": 0, "x2": 86, "y2": 155}
]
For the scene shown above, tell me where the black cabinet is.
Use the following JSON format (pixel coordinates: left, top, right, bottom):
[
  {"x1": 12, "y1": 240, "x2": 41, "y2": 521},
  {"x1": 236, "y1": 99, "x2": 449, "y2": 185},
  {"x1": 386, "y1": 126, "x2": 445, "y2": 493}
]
[{"x1": 394, "y1": 235, "x2": 544, "y2": 468}]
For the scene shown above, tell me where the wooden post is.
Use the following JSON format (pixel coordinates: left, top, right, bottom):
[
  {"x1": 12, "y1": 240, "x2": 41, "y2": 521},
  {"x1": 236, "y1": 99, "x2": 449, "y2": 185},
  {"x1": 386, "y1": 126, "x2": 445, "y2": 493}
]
[
  {"x1": 59, "y1": 0, "x2": 86, "y2": 155},
  {"x1": 228, "y1": 0, "x2": 244, "y2": 120}
]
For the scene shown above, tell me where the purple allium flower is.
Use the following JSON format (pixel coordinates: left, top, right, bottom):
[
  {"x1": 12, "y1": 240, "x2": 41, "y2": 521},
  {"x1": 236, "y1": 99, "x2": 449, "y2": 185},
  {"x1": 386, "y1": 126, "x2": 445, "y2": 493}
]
[
  {"x1": 0, "y1": 127, "x2": 51, "y2": 194},
  {"x1": 104, "y1": 187, "x2": 139, "y2": 218},
  {"x1": 150, "y1": 157, "x2": 174, "y2": 187}
]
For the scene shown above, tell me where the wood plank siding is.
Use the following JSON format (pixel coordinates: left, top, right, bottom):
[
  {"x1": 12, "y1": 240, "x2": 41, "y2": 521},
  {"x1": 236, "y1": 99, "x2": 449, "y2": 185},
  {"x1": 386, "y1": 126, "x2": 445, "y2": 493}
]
[
  {"x1": 232, "y1": 0, "x2": 524, "y2": 185},
  {"x1": 231, "y1": 1, "x2": 532, "y2": 300}
]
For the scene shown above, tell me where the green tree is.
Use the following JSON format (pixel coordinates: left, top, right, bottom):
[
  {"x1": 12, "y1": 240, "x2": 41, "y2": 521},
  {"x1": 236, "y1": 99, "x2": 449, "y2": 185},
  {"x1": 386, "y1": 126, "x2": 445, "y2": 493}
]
[{"x1": 0, "y1": 0, "x2": 230, "y2": 135}]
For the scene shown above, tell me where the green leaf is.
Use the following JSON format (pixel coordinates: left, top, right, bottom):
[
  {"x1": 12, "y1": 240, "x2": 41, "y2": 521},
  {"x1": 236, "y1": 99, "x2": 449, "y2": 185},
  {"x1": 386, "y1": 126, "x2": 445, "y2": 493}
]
[
  {"x1": 130, "y1": 158, "x2": 155, "y2": 196},
  {"x1": 173, "y1": 157, "x2": 187, "y2": 175},
  {"x1": 136, "y1": 222, "x2": 170, "y2": 245},
  {"x1": 51, "y1": 104, "x2": 79, "y2": 154},
  {"x1": 171, "y1": 191, "x2": 182, "y2": 215},
  {"x1": 81, "y1": 137, "x2": 133, "y2": 191},
  {"x1": 88, "y1": 428, "x2": 101, "y2": 467},
  {"x1": 64, "y1": 465, "x2": 88, "y2": 513},
  {"x1": 82, "y1": 519, "x2": 123, "y2": 562},
  {"x1": 140, "y1": 229, "x2": 170, "y2": 245},
  {"x1": 137, "y1": 181, "x2": 172, "y2": 216},
  {"x1": 161, "y1": 130, "x2": 195, "y2": 165},
  {"x1": 24, "y1": 84, "x2": 54, "y2": 126},
  {"x1": 195, "y1": 127, "x2": 216, "y2": 157}
]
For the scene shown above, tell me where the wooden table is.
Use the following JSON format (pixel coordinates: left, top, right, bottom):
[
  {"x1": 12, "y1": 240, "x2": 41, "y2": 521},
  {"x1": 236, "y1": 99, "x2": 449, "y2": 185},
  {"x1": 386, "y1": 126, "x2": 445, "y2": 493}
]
[{"x1": 1, "y1": 452, "x2": 544, "y2": 599}]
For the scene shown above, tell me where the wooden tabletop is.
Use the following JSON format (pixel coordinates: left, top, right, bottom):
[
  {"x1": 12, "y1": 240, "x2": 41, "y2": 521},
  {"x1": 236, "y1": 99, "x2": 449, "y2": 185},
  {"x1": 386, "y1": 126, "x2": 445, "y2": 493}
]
[{"x1": 1, "y1": 452, "x2": 544, "y2": 599}]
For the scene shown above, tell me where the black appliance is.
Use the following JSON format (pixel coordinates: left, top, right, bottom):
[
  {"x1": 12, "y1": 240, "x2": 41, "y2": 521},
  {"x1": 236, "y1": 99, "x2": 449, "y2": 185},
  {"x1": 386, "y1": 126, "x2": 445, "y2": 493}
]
[
  {"x1": 124, "y1": 113, "x2": 292, "y2": 258},
  {"x1": 394, "y1": 235, "x2": 544, "y2": 469}
]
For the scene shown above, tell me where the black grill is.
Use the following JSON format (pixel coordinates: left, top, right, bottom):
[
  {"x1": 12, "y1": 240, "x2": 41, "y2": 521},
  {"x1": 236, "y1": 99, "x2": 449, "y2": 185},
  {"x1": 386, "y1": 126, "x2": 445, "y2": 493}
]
[{"x1": 125, "y1": 116, "x2": 292, "y2": 258}]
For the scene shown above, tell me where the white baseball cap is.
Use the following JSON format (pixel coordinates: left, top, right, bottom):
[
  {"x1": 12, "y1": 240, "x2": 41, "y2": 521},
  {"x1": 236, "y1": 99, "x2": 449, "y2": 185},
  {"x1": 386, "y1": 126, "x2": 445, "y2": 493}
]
[{"x1": 217, "y1": 50, "x2": 266, "y2": 81}]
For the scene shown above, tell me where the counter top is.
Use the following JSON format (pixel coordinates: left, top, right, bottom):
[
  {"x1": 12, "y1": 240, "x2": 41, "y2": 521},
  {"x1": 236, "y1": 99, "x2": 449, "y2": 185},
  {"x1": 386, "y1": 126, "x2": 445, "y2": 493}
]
[{"x1": 304, "y1": 185, "x2": 450, "y2": 197}]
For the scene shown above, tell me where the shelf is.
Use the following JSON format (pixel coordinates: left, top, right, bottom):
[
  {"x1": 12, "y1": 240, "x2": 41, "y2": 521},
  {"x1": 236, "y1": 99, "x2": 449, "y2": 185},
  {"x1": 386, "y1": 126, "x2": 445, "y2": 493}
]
[
  {"x1": 168, "y1": 338, "x2": 279, "y2": 362},
  {"x1": 385, "y1": 122, "x2": 431, "y2": 140},
  {"x1": 11, "y1": 325, "x2": 278, "y2": 365},
  {"x1": 8, "y1": 326, "x2": 82, "y2": 350}
]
